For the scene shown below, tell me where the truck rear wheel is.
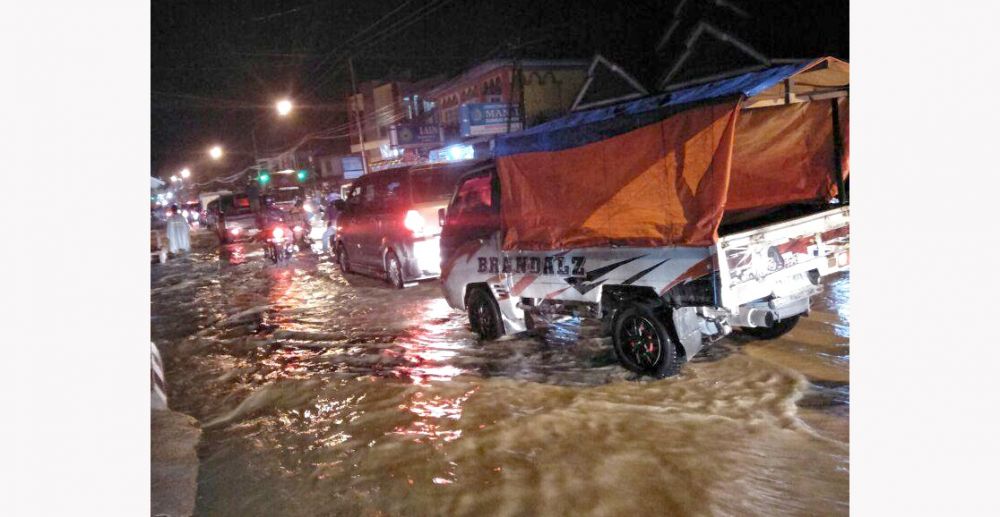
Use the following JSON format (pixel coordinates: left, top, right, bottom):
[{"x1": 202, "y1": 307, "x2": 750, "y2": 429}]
[
  {"x1": 612, "y1": 303, "x2": 680, "y2": 378},
  {"x1": 742, "y1": 315, "x2": 800, "y2": 340},
  {"x1": 467, "y1": 287, "x2": 504, "y2": 340}
]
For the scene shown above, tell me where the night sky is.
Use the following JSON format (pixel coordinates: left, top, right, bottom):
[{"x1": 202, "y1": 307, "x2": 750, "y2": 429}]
[{"x1": 152, "y1": 0, "x2": 848, "y2": 182}]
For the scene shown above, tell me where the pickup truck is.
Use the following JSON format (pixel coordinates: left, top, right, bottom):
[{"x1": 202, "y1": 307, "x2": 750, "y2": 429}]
[{"x1": 439, "y1": 57, "x2": 850, "y2": 377}]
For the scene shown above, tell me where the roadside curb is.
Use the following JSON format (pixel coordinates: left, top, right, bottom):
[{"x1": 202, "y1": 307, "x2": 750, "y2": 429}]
[
  {"x1": 151, "y1": 342, "x2": 201, "y2": 517},
  {"x1": 151, "y1": 409, "x2": 201, "y2": 517}
]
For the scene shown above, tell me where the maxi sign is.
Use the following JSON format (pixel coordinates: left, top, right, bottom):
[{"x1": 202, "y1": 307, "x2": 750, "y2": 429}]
[
  {"x1": 389, "y1": 123, "x2": 443, "y2": 148},
  {"x1": 460, "y1": 103, "x2": 522, "y2": 137}
]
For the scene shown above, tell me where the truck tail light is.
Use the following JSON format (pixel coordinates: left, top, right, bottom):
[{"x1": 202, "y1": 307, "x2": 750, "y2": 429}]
[{"x1": 404, "y1": 210, "x2": 426, "y2": 236}]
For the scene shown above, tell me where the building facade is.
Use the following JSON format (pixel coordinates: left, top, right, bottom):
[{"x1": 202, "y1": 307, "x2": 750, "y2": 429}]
[
  {"x1": 347, "y1": 75, "x2": 443, "y2": 168},
  {"x1": 423, "y1": 59, "x2": 588, "y2": 136}
]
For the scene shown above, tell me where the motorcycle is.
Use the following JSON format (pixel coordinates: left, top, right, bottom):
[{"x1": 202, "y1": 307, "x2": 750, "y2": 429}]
[
  {"x1": 264, "y1": 224, "x2": 297, "y2": 264},
  {"x1": 291, "y1": 222, "x2": 310, "y2": 247}
]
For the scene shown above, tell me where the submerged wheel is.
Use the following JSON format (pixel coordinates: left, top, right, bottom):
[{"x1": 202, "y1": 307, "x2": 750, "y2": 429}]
[
  {"x1": 612, "y1": 303, "x2": 679, "y2": 378},
  {"x1": 337, "y1": 243, "x2": 351, "y2": 273},
  {"x1": 467, "y1": 287, "x2": 504, "y2": 340},
  {"x1": 742, "y1": 314, "x2": 800, "y2": 340},
  {"x1": 385, "y1": 251, "x2": 404, "y2": 289}
]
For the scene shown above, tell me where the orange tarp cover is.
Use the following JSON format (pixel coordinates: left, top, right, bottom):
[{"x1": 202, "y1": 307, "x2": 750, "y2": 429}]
[
  {"x1": 727, "y1": 97, "x2": 849, "y2": 212},
  {"x1": 498, "y1": 100, "x2": 741, "y2": 250},
  {"x1": 497, "y1": 80, "x2": 849, "y2": 251}
]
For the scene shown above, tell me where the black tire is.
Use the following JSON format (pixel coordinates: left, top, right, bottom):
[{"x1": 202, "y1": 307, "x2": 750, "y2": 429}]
[
  {"x1": 337, "y1": 243, "x2": 351, "y2": 273},
  {"x1": 742, "y1": 315, "x2": 800, "y2": 340},
  {"x1": 385, "y1": 251, "x2": 404, "y2": 289},
  {"x1": 612, "y1": 303, "x2": 680, "y2": 378},
  {"x1": 269, "y1": 243, "x2": 279, "y2": 264},
  {"x1": 467, "y1": 287, "x2": 504, "y2": 340}
]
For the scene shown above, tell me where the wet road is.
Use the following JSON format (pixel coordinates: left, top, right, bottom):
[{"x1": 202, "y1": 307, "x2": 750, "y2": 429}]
[{"x1": 152, "y1": 230, "x2": 849, "y2": 516}]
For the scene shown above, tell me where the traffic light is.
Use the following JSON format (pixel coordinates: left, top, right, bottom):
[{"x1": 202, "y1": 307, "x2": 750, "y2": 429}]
[
  {"x1": 258, "y1": 170, "x2": 271, "y2": 185},
  {"x1": 296, "y1": 169, "x2": 308, "y2": 182}
]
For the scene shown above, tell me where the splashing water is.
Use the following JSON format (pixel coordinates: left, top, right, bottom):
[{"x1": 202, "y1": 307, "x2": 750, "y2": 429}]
[{"x1": 152, "y1": 230, "x2": 849, "y2": 516}]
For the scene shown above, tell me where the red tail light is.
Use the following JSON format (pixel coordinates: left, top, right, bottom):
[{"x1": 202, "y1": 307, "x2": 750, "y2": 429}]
[
  {"x1": 403, "y1": 209, "x2": 426, "y2": 236},
  {"x1": 230, "y1": 228, "x2": 241, "y2": 235},
  {"x1": 272, "y1": 228, "x2": 284, "y2": 239}
]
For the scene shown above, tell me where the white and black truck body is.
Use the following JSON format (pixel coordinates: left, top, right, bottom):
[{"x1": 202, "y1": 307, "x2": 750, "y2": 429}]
[{"x1": 439, "y1": 57, "x2": 850, "y2": 376}]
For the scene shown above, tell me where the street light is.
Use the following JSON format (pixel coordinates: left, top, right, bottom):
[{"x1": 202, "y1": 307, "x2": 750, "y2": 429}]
[
  {"x1": 252, "y1": 99, "x2": 294, "y2": 160},
  {"x1": 209, "y1": 145, "x2": 223, "y2": 160},
  {"x1": 276, "y1": 98, "x2": 293, "y2": 116},
  {"x1": 180, "y1": 168, "x2": 191, "y2": 178},
  {"x1": 170, "y1": 175, "x2": 178, "y2": 183}
]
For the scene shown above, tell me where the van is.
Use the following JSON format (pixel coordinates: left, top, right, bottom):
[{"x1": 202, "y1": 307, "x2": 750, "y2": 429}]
[
  {"x1": 334, "y1": 161, "x2": 476, "y2": 288},
  {"x1": 214, "y1": 193, "x2": 258, "y2": 243}
]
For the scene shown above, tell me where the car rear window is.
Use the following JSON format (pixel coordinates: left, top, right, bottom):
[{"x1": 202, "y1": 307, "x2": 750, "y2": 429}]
[
  {"x1": 409, "y1": 168, "x2": 464, "y2": 203},
  {"x1": 227, "y1": 195, "x2": 253, "y2": 215}
]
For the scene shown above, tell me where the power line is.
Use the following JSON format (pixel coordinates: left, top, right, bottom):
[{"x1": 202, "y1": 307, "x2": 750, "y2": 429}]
[
  {"x1": 298, "y1": 0, "x2": 455, "y2": 99},
  {"x1": 299, "y1": 0, "x2": 418, "y2": 92}
]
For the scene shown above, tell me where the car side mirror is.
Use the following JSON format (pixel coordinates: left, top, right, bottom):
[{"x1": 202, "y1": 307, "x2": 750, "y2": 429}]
[{"x1": 438, "y1": 207, "x2": 447, "y2": 227}]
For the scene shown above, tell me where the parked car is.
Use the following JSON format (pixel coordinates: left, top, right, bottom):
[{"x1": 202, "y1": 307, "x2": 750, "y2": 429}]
[
  {"x1": 334, "y1": 161, "x2": 475, "y2": 288},
  {"x1": 214, "y1": 193, "x2": 259, "y2": 244}
]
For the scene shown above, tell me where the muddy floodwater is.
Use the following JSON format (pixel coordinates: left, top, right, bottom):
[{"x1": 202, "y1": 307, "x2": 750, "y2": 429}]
[{"x1": 152, "y1": 231, "x2": 849, "y2": 516}]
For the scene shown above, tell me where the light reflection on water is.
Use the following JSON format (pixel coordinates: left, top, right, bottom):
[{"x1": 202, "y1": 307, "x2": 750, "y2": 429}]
[{"x1": 152, "y1": 233, "x2": 850, "y2": 516}]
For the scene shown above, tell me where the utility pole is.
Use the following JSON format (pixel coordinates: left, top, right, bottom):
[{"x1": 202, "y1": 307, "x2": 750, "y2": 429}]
[
  {"x1": 251, "y1": 123, "x2": 260, "y2": 162},
  {"x1": 348, "y1": 56, "x2": 370, "y2": 175}
]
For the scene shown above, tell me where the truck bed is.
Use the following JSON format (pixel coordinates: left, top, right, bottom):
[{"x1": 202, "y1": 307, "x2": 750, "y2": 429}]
[{"x1": 715, "y1": 205, "x2": 850, "y2": 312}]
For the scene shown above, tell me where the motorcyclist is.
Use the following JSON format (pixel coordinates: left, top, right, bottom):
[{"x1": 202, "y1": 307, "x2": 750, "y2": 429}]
[
  {"x1": 292, "y1": 198, "x2": 311, "y2": 229},
  {"x1": 255, "y1": 196, "x2": 286, "y2": 238},
  {"x1": 321, "y1": 193, "x2": 342, "y2": 253},
  {"x1": 288, "y1": 198, "x2": 312, "y2": 244}
]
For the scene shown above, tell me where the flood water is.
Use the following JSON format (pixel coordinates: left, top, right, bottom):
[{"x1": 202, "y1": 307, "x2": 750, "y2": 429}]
[{"x1": 152, "y1": 230, "x2": 849, "y2": 516}]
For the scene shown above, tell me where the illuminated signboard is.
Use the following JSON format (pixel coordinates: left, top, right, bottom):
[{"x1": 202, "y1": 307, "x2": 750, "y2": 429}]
[
  {"x1": 389, "y1": 123, "x2": 443, "y2": 148},
  {"x1": 342, "y1": 156, "x2": 364, "y2": 179},
  {"x1": 459, "y1": 103, "x2": 522, "y2": 136}
]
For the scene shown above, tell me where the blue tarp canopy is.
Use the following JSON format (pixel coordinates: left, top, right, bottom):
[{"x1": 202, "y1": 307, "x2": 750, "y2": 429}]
[{"x1": 495, "y1": 61, "x2": 816, "y2": 156}]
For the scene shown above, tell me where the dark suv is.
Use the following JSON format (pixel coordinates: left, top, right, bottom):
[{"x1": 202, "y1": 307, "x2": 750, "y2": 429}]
[{"x1": 334, "y1": 161, "x2": 478, "y2": 288}]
